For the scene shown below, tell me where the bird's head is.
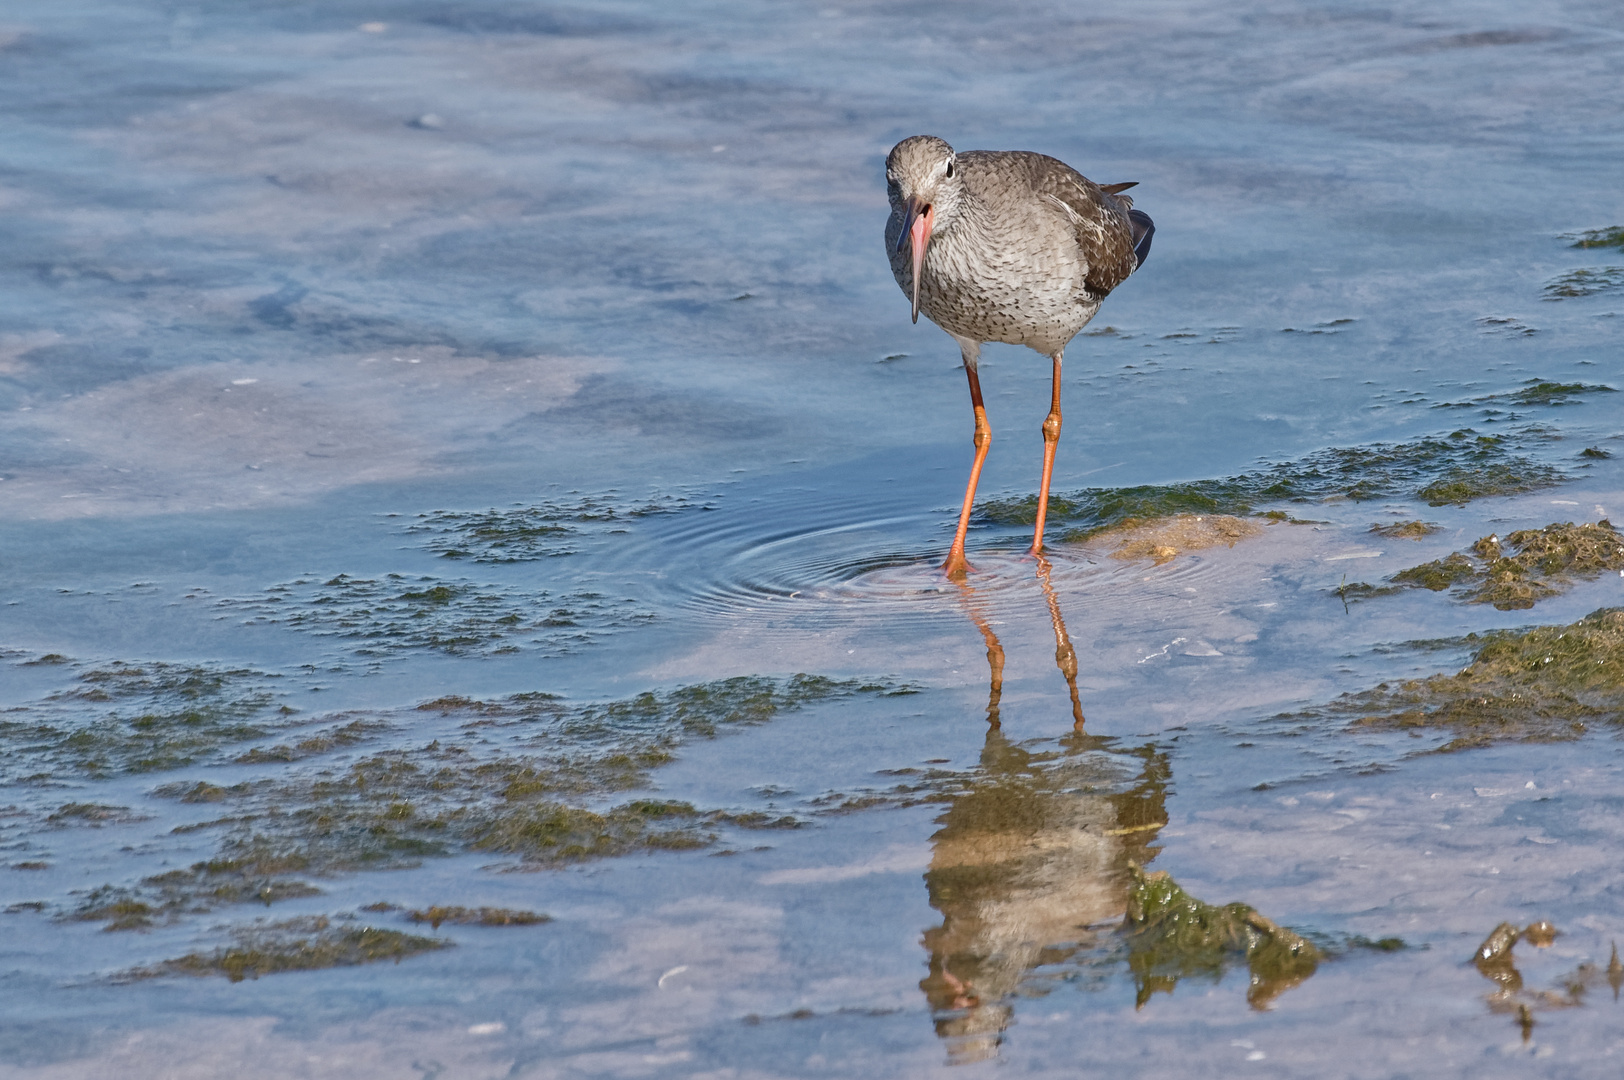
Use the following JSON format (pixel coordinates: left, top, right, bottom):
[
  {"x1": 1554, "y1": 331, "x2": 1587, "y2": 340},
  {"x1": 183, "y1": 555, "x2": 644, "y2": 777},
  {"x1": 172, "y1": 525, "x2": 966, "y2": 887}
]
[{"x1": 886, "y1": 135, "x2": 962, "y2": 323}]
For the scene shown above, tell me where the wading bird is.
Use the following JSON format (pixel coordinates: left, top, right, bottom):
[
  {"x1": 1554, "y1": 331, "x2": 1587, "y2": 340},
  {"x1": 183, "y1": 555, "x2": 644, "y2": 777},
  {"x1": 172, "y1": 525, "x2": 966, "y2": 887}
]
[{"x1": 885, "y1": 135, "x2": 1154, "y2": 577}]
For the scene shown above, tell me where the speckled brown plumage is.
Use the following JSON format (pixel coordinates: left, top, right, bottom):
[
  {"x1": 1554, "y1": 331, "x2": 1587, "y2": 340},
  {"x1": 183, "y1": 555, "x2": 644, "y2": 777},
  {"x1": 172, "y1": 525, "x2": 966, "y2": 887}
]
[{"x1": 883, "y1": 135, "x2": 1153, "y2": 575}]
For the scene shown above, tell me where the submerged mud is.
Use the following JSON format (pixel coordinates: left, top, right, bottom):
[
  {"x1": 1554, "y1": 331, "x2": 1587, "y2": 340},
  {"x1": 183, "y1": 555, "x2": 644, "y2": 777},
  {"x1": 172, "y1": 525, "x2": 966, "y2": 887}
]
[{"x1": 1092, "y1": 514, "x2": 1262, "y2": 563}]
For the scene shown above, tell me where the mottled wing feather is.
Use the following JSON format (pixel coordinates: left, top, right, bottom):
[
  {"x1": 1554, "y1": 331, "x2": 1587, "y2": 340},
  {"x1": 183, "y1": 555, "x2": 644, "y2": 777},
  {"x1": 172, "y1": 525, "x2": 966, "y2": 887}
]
[{"x1": 1022, "y1": 155, "x2": 1141, "y2": 298}]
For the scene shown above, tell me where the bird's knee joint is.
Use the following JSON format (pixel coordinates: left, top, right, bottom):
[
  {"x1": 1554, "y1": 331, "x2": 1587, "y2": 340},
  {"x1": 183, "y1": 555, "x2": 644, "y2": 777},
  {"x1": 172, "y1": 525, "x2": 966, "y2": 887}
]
[
  {"x1": 973, "y1": 426, "x2": 991, "y2": 450},
  {"x1": 1041, "y1": 412, "x2": 1062, "y2": 442}
]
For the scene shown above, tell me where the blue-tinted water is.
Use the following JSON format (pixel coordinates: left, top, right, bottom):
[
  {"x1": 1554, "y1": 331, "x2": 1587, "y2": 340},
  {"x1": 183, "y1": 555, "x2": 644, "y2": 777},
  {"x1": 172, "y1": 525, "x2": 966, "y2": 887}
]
[{"x1": 3, "y1": 1, "x2": 1624, "y2": 1075}]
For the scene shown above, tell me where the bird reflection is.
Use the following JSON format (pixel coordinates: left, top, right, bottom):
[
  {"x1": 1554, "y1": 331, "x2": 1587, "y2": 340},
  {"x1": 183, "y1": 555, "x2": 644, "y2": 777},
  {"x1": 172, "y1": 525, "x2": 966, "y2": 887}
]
[{"x1": 922, "y1": 558, "x2": 1170, "y2": 1064}]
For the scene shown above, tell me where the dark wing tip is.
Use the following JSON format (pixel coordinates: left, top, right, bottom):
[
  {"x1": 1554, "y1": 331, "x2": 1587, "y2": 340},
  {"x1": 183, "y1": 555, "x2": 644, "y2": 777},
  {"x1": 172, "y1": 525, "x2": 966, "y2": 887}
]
[
  {"x1": 1098, "y1": 181, "x2": 1138, "y2": 195},
  {"x1": 1127, "y1": 208, "x2": 1155, "y2": 269}
]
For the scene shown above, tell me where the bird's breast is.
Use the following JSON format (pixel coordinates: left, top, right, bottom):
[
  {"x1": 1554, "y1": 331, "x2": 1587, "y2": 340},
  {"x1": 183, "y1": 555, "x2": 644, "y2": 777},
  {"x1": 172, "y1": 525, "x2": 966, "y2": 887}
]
[{"x1": 914, "y1": 220, "x2": 1095, "y2": 351}]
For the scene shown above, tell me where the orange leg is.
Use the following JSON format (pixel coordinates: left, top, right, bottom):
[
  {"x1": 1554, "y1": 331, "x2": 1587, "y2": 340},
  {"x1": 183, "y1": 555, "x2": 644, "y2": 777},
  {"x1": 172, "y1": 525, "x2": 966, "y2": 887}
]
[
  {"x1": 942, "y1": 354, "x2": 991, "y2": 578},
  {"x1": 1030, "y1": 351, "x2": 1064, "y2": 555},
  {"x1": 1035, "y1": 554, "x2": 1086, "y2": 730}
]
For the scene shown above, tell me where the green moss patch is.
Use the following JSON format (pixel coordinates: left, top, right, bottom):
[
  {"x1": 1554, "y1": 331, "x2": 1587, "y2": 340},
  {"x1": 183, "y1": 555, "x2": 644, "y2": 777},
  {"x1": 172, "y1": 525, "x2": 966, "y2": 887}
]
[
  {"x1": 1434, "y1": 380, "x2": 1616, "y2": 410},
  {"x1": 1307, "y1": 607, "x2": 1624, "y2": 749},
  {"x1": 131, "y1": 915, "x2": 449, "y2": 982},
  {"x1": 1564, "y1": 227, "x2": 1624, "y2": 250},
  {"x1": 234, "y1": 718, "x2": 390, "y2": 764},
  {"x1": 404, "y1": 905, "x2": 550, "y2": 929},
  {"x1": 46, "y1": 803, "x2": 149, "y2": 826},
  {"x1": 0, "y1": 661, "x2": 286, "y2": 781},
  {"x1": 1370, "y1": 520, "x2": 1440, "y2": 540},
  {"x1": 1545, "y1": 267, "x2": 1624, "y2": 299},
  {"x1": 67, "y1": 862, "x2": 324, "y2": 931},
  {"x1": 978, "y1": 428, "x2": 1565, "y2": 538},
  {"x1": 219, "y1": 574, "x2": 653, "y2": 657},
  {"x1": 1124, "y1": 866, "x2": 1321, "y2": 1010},
  {"x1": 405, "y1": 492, "x2": 705, "y2": 562},
  {"x1": 1390, "y1": 521, "x2": 1624, "y2": 610},
  {"x1": 151, "y1": 676, "x2": 896, "y2": 876}
]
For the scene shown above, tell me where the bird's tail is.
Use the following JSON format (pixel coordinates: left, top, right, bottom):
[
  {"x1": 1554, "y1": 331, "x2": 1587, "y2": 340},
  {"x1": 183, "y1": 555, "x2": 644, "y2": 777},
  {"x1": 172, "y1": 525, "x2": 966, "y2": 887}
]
[{"x1": 1127, "y1": 209, "x2": 1154, "y2": 269}]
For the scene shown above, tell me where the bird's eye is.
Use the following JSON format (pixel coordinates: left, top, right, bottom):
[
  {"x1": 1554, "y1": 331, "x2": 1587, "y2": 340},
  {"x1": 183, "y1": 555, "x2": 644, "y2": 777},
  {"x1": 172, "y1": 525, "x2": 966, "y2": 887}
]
[{"x1": 945, "y1": 161, "x2": 954, "y2": 178}]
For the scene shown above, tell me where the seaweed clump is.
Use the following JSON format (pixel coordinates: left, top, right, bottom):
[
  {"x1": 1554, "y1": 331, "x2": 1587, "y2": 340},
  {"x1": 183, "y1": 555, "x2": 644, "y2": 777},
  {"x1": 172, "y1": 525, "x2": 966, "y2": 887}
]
[
  {"x1": 219, "y1": 574, "x2": 653, "y2": 657},
  {"x1": 1313, "y1": 607, "x2": 1624, "y2": 749},
  {"x1": 1123, "y1": 866, "x2": 1321, "y2": 1010},
  {"x1": 1391, "y1": 521, "x2": 1624, "y2": 610},
  {"x1": 153, "y1": 676, "x2": 898, "y2": 874},
  {"x1": 1565, "y1": 226, "x2": 1624, "y2": 250},
  {"x1": 0, "y1": 661, "x2": 286, "y2": 782},
  {"x1": 131, "y1": 915, "x2": 448, "y2": 982},
  {"x1": 1544, "y1": 267, "x2": 1624, "y2": 300},
  {"x1": 404, "y1": 905, "x2": 550, "y2": 929},
  {"x1": 1433, "y1": 380, "x2": 1616, "y2": 410},
  {"x1": 1370, "y1": 520, "x2": 1440, "y2": 540},
  {"x1": 68, "y1": 863, "x2": 324, "y2": 931},
  {"x1": 406, "y1": 492, "x2": 704, "y2": 562},
  {"x1": 980, "y1": 428, "x2": 1564, "y2": 538}
]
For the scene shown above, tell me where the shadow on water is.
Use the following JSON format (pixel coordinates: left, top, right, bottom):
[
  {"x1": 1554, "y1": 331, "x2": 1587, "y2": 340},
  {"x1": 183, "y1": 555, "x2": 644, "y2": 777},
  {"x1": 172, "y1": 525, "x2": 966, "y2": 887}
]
[{"x1": 920, "y1": 558, "x2": 1174, "y2": 1064}]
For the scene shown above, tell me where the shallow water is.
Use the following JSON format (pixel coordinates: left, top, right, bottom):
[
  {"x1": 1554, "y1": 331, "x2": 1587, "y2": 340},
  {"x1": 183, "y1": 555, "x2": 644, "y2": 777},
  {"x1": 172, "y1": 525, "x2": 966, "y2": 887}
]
[{"x1": 3, "y1": 0, "x2": 1624, "y2": 1075}]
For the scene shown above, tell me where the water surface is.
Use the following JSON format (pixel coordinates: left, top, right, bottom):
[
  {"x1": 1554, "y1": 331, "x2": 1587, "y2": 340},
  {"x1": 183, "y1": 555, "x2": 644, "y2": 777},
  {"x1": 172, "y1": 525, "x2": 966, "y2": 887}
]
[{"x1": 3, "y1": 0, "x2": 1624, "y2": 1075}]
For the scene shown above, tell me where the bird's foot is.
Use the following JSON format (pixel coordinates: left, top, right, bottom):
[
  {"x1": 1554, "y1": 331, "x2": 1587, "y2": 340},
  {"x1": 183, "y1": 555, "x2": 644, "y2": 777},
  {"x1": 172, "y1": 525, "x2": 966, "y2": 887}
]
[{"x1": 941, "y1": 551, "x2": 975, "y2": 579}]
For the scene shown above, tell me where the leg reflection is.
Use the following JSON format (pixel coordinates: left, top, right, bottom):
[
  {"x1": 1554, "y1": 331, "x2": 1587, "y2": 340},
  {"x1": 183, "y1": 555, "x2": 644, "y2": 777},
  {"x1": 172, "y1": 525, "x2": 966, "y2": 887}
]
[
  {"x1": 1035, "y1": 554, "x2": 1085, "y2": 730},
  {"x1": 951, "y1": 578, "x2": 1005, "y2": 726},
  {"x1": 951, "y1": 556, "x2": 1084, "y2": 730},
  {"x1": 926, "y1": 565, "x2": 1169, "y2": 1064}
]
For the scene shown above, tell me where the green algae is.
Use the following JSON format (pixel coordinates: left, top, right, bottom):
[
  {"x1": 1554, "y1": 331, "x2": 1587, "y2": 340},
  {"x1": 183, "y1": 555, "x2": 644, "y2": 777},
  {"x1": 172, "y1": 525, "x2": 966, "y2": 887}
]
[
  {"x1": 68, "y1": 861, "x2": 325, "y2": 931},
  {"x1": 46, "y1": 803, "x2": 148, "y2": 825},
  {"x1": 404, "y1": 905, "x2": 550, "y2": 929},
  {"x1": 131, "y1": 915, "x2": 449, "y2": 982},
  {"x1": 220, "y1": 573, "x2": 653, "y2": 657},
  {"x1": 1370, "y1": 520, "x2": 1440, "y2": 540},
  {"x1": 1545, "y1": 267, "x2": 1624, "y2": 299},
  {"x1": 1392, "y1": 553, "x2": 1479, "y2": 592},
  {"x1": 979, "y1": 428, "x2": 1565, "y2": 537},
  {"x1": 1123, "y1": 865, "x2": 1321, "y2": 1010},
  {"x1": 234, "y1": 718, "x2": 389, "y2": 764},
  {"x1": 0, "y1": 661, "x2": 286, "y2": 781},
  {"x1": 1433, "y1": 380, "x2": 1616, "y2": 410},
  {"x1": 150, "y1": 676, "x2": 892, "y2": 876},
  {"x1": 1310, "y1": 607, "x2": 1624, "y2": 749},
  {"x1": 468, "y1": 800, "x2": 714, "y2": 860},
  {"x1": 1390, "y1": 521, "x2": 1624, "y2": 609},
  {"x1": 1565, "y1": 226, "x2": 1624, "y2": 250},
  {"x1": 406, "y1": 492, "x2": 706, "y2": 562}
]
